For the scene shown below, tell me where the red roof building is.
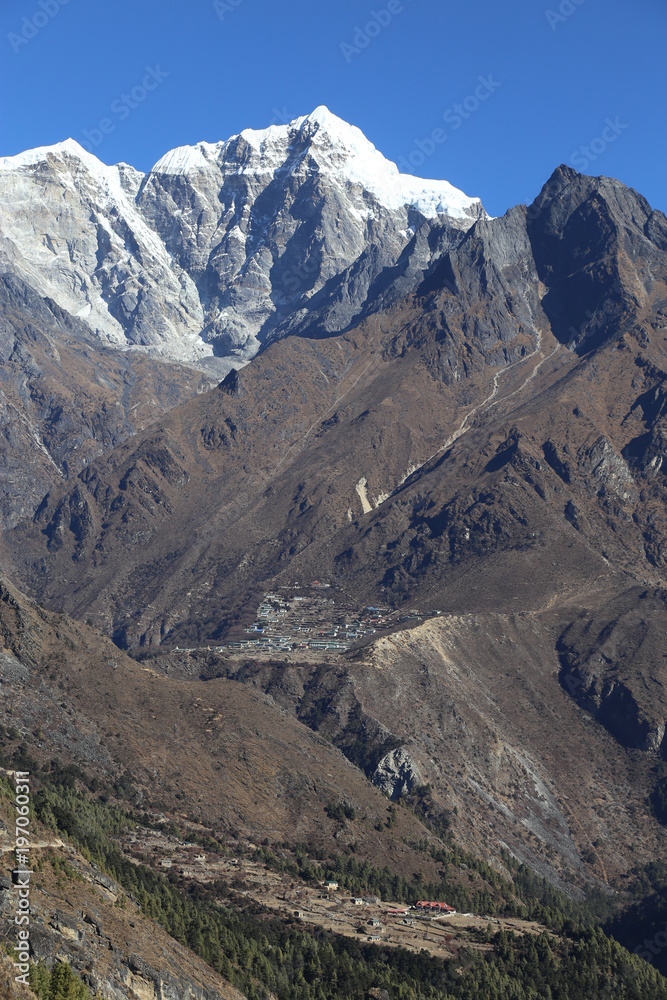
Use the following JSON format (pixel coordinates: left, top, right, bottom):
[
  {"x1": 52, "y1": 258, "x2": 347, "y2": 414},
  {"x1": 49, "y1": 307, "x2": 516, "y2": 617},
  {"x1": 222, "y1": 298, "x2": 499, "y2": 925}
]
[{"x1": 415, "y1": 901, "x2": 457, "y2": 913}]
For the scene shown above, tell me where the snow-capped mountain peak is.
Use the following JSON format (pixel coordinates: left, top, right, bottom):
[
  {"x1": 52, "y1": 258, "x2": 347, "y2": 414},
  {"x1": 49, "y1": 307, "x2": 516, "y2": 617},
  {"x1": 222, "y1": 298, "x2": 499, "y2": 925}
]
[
  {"x1": 227, "y1": 104, "x2": 360, "y2": 153},
  {"x1": 0, "y1": 137, "x2": 94, "y2": 170},
  {"x1": 0, "y1": 109, "x2": 487, "y2": 375},
  {"x1": 149, "y1": 106, "x2": 484, "y2": 223},
  {"x1": 0, "y1": 138, "x2": 145, "y2": 200},
  {"x1": 151, "y1": 142, "x2": 217, "y2": 176},
  {"x1": 296, "y1": 106, "x2": 482, "y2": 222},
  {"x1": 295, "y1": 104, "x2": 379, "y2": 153}
]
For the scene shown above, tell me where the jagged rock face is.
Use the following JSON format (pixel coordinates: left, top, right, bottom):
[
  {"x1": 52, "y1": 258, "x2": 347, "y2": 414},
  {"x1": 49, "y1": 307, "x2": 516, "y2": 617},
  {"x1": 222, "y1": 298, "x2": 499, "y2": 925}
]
[
  {"x1": 422, "y1": 205, "x2": 547, "y2": 367},
  {"x1": 558, "y1": 589, "x2": 667, "y2": 756},
  {"x1": 0, "y1": 107, "x2": 485, "y2": 375},
  {"x1": 373, "y1": 748, "x2": 424, "y2": 799},
  {"x1": 527, "y1": 166, "x2": 667, "y2": 353},
  {"x1": 0, "y1": 152, "x2": 207, "y2": 362}
]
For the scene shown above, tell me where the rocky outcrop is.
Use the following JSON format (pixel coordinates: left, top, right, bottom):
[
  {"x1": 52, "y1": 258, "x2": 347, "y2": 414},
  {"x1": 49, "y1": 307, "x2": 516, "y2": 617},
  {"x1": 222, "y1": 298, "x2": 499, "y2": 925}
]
[
  {"x1": 373, "y1": 748, "x2": 424, "y2": 799},
  {"x1": 577, "y1": 436, "x2": 637, "y2": 504},
  {"x1": 527, "y1": 165, "x2": 661, "y2": 353}
]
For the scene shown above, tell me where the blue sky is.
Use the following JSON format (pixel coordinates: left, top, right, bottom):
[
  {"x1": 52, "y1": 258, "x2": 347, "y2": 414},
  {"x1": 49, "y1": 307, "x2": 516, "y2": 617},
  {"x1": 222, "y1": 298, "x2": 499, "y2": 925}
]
[{"x1": 1, "y1": 0, "x2": 665, "y2": 217}]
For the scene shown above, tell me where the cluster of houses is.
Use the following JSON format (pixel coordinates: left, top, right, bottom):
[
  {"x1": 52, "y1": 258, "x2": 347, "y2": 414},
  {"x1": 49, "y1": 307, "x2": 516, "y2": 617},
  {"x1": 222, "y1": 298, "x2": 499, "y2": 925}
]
[
  {"x1": 227, "y1": 590, "x2": 403, "y2": 654},
  {"x1": 173, "y1": 587, "x2": 443, "y2": 657},
  {"x1": 322, "y1": 881, "x2": 456, "y2": 922}
]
